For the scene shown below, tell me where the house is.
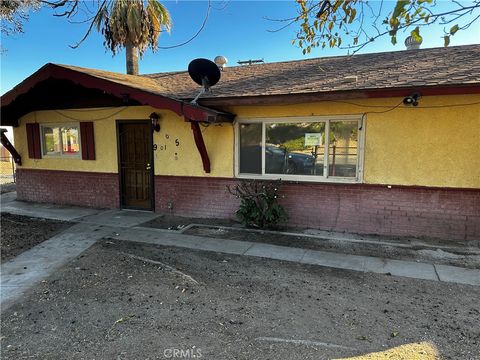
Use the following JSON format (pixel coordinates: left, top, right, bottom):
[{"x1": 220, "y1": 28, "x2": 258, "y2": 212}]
[{"x1": 1, "y1": 45, "x2": 479, "y2": 241}]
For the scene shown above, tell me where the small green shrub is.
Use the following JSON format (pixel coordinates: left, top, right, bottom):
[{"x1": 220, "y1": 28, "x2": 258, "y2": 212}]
[{"x1": 228, "y1": 179, "x2": 288, "y2": 229}]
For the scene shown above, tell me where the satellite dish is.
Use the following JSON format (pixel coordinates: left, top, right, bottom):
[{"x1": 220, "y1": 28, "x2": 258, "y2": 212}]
[
  {"x1": 188, "y1": 58, "x2": 221, "y2": 103},
  {"x1": 188, "y1": 58, "x2": 221, "y2": 89}
]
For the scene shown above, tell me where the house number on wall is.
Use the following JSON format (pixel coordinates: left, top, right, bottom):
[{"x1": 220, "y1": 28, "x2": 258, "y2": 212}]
[{"x1": 154, "y1": 136, "x2": 180, "y2": 151}]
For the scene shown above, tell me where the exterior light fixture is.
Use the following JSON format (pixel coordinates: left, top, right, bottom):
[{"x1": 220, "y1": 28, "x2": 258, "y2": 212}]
[
  {"x1": 150, "y1": 112, "x2": 161, "y2": 132},
  {"x1": 403, "y1": 92, "x2": 421, "y2": 106}
]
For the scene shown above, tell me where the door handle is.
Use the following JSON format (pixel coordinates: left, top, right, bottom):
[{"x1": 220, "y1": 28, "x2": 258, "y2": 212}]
[{"x1": 146, "y1": 163, "x2": 151, "y2": 170}]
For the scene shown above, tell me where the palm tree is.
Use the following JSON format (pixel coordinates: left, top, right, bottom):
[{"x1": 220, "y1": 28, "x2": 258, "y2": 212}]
[{"x1": 92, "y1": 0, "x2": 172, "y2": 75}]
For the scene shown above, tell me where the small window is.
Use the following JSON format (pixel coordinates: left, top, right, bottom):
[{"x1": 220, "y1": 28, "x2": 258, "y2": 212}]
[
  {"x1": 41, "y1": 124, "x2": 80, "y2": 157},
  {"x1": 237, "y1": 117, "x2": 363, "y2": 182}
]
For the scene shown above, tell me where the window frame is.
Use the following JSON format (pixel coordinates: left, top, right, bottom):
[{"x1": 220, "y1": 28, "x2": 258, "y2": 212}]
[
  {"x1": 40, "y1": 123, "x2": 82, "y2": 159},
  {"x1": 234, "y1": 115, "x2": 365, "y2": 183}
]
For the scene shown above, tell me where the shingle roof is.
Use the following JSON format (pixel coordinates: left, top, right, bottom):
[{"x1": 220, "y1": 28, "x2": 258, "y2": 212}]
[
  {"x1": 142, "y1": 44, "x2": 480, "y2": 100},
  {"x1": 57, "y1": 64, "x2": 172, "y2": 96},
  {"x1": 0, "y1": 63, "x2": 235, "y2": 126},
  {"x1": 3, "y1": 44, "x2": 479, "y2": 116}
]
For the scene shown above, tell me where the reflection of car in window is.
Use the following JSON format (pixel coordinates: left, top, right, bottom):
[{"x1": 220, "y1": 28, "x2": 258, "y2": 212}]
[
  {"x1": 265, "y1": 146, "x2": 286, "y2": 173},
  {"x1": 240, "y1": 144, "x2": 316, "y2": 175},
  {"x1": 266, "y1": 145, "x2": 315, "y2": 175},
  {"x1": 286, "y1": 152, "x2": 315, "y2": 175}
]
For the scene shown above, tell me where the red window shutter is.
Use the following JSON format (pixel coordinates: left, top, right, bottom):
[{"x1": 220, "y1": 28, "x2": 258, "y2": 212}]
[
  {"x1": 80, "y1": 122, "x2": 96, "y2": 160},
  {"x1": 26, "y1": 123, "x2": 42, "y2": 159}
]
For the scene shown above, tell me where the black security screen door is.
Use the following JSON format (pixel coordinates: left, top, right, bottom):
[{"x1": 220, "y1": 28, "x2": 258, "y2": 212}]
[{"x1": 118, "y1": 121, "x2": 153, "y2": 210}]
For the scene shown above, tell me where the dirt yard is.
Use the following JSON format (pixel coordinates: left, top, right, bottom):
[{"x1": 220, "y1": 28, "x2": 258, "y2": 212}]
[
  {"x1": 140, "y1": 215, "x2": 480, "y2": 269},
  {"x1": 183, "y1": 226, "x2": 480, "y2": 269},
  {"x1": 0, "y1": 213, "x2": 72, "y2": 261},
  {"x1": 142, "y1": 214, "x2": 238, "y2": 230},
  {"x1": 1, "y1": 238, "x2": 479, "y2": 360}
]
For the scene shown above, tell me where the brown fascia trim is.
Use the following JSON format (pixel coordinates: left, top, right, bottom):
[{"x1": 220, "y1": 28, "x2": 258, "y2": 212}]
[
  {"x1": 197, "y1": 84, "x2": 480, "y2": 107},
  {"x1": 1, "y1": 63, "x2": 235, "y2": 125}
]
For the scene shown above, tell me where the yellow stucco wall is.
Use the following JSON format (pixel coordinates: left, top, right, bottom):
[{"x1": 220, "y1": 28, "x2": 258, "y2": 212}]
[
  {"x1": 227, "y1": 93, "x2": 480, "y2": 188},
  {"x1": 152, "y1": 113, "x2": 233, "y2": 177},
  {"x1": 363, "y1": 95, "x2": 480, "y2": 188},
  {"x1": 13, "y1": 94, "x2": 480, "y2": 188},
  {"x1": 15, "y1": 108, "x2": 119, "y2": 173},
  {"x1": 14, "y1": 105, "x2": 234, "y2": 177}
]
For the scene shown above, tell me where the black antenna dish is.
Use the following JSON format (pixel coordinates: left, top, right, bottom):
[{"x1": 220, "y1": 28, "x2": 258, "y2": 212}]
[
  {"x1": 188, "y1": 58, "x2": 221, "y2": 104},
  {"x1": 188, "y1": 58, "x2": 221, "y2": 89}
]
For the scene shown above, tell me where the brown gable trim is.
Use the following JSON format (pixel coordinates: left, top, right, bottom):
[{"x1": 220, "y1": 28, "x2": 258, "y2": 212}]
[
  {"x1": 1, "y1": 64, "x2": 235, "y2": 126},
  {"x1": 198, "y1": 85, "x2": 480, "y2": 107},
  {"x1": 365, "y1": 85, "x2": 480, "y2": 98}
]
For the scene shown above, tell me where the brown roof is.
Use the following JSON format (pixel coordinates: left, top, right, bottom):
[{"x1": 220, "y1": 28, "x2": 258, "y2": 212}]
[
  {"x1": 0, "y1": 63, "x2": 235, "y2": 126},
  {"x1": 2, "y1": 44, "x2": 479, "y2": 120},
  {"x1": 58, "y1": 64, "x2": 171, "y2": 97},
  {"x1": 142, "y1": 44, "x2": 480, "y2": 100}
]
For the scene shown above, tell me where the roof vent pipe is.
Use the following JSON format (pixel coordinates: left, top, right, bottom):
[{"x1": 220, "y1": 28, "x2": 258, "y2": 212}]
[
  {"x1": 214, "y1": 56, "x2": 228, "y2": 70},
  {"x1": 405, "y1": 35, "x2": 422, "y2": 50}
]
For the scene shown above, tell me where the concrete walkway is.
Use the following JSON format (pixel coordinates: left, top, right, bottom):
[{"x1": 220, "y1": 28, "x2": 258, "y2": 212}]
[
  {"x1": 112, "y1": 226, "x2": 480, "y2": 286},
  {"x1": 2, "y1": 192, "x2": 479, "y2": 309},
  {"x1": 1, "y1": 223, "x2": 114, "y2": 309}
]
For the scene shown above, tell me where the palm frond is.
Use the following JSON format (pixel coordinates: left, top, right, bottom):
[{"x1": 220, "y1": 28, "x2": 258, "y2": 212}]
[
  {"x1": 87, "y1": 0, "x2": 172, "y2": 56},
  {"x1": 93, "y1": 1, "x2": 108, "y2": 32},
  {"x1": 148, "y1": 0, "x2": 172, "y2": 32}
]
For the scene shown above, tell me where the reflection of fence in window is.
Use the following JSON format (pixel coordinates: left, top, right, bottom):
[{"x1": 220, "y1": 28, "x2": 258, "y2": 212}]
[
  {"x1": 329, "y1": 146, "x2": 358, "y2": 177},
  {"x1": 0, "y1": 156, "x2": 16, "y2": 184}
]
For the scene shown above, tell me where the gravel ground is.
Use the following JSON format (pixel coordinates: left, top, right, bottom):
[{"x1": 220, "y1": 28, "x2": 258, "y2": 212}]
[
  {"x1": 1, "y1": 239, "x2": 479, "y2": 360},
  {"x1": 184, "y1": 226, "x2": 480, "y2": 269},
  {"x1": 0, "y1": 213, "x2": 72, "y2": 262}
]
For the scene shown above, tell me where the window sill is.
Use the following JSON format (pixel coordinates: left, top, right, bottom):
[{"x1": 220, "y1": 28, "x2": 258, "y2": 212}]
[
  {"x1": 235, "y1": 173, "x2": 362, "y2": 184},
  {"x1": 42, "y1": 154, "x2": 82, "y2": 159}
]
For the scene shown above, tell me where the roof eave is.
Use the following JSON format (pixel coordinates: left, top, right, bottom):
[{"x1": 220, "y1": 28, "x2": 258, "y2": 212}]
[
  {"x1": 196, "y1": 84, "x2": 480, "y2": 107},
  {"x1": 1, "y1": 64, "x2": 235, "y2": 125}
]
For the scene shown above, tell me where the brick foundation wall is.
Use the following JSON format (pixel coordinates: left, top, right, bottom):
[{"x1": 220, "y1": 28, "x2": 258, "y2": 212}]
[
  {"x1": 154, "y1": 176, "x2": 239, "y2": 219},
  {"x1": 16, "y1": 168, "x2": 119, "y2": 209},
  {"x1": 155, "y1": 176, "x2": 480, "y2": 242},
  {"x1": 14, "y1": 170, "x2": 480, "y2": 241}
]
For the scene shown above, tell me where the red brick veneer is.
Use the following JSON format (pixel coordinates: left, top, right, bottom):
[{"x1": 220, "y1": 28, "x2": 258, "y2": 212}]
[
  {"x1": 155, "y1": 176, "x2": 480, "y2": 241},
  {"x1": 16, "y1": 168, "x2": 119, "y2": 209},
  {"x1": 13, "y1": 170, "x2": 480, "y2": 241}
]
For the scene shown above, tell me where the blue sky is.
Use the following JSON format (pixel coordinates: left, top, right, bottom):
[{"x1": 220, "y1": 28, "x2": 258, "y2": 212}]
[{"x1": 1, "y1": 0, "x2": 479, "y2": 94}]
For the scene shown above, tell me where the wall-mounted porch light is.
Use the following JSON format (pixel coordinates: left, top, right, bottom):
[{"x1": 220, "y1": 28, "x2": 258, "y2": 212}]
[
  {"x1": 403, "y1": 92, "x2": 421, "y2": 106},
  {"x1": 150, "y1": 112, "x2": 161, "y2": 132}
]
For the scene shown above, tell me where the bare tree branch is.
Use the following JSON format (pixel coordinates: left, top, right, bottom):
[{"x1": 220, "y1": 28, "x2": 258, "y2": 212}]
[{"x1": 157, "y1": 0, "x2": 211, "y2": 49}]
